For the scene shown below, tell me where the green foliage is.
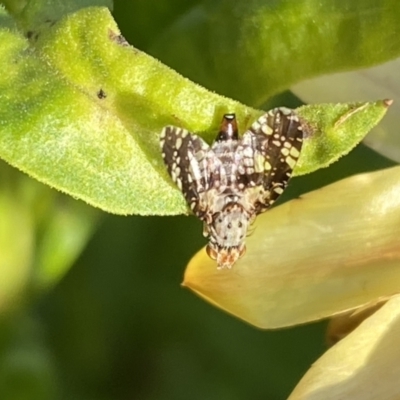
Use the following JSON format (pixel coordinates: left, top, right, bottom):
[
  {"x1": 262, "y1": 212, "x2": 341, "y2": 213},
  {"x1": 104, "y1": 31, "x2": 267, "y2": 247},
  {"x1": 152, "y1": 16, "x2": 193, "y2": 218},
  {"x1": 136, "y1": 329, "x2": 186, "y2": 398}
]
[
  {"x1": 295, "y1": 100, "x2": 391, "y2": 174},
  {"x1": 150, "y1": 0, "x2": 400, "y2": 106},
  {"x1": 0, "y1": 3, "x2": 394, "y2": 215}
]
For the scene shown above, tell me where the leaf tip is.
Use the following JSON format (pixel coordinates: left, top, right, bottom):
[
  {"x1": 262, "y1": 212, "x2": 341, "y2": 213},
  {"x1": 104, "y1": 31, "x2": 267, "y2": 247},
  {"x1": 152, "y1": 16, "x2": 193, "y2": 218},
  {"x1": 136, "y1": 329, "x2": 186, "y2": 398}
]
[{"x1": 383, "y1": 98, "x2": 394, "y2": 108}]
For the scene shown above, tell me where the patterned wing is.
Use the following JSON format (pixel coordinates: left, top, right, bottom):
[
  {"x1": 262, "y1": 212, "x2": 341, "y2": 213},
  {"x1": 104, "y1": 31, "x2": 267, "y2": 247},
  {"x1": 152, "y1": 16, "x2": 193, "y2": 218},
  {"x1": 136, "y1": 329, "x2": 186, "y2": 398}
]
[
  {"x1": 237, "y1": 107, "x2": 303, "y2": 212},
  {"x1": 160, "y1": 126, "x2": 223, "y2": 218}
]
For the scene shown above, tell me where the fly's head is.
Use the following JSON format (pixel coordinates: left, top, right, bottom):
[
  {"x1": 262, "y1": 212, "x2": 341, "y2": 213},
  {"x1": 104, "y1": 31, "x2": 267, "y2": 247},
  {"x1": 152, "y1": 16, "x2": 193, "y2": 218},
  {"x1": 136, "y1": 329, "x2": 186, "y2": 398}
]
[{"x1": 205, "y1": 203, "x2": 250, "y2": 269}]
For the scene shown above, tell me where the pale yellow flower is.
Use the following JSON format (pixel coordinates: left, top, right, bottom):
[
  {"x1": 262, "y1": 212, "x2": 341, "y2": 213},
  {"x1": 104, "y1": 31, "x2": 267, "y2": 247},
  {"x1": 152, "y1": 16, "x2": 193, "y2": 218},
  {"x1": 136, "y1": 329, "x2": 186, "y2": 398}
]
[{"x1": 184, "y1": 166, "x2": 400, "y2": 399}]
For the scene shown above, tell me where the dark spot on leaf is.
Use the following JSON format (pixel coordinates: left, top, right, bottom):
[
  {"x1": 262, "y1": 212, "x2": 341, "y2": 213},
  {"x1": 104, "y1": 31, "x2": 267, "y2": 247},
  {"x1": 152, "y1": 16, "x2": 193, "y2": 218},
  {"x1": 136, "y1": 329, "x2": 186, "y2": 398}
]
[
  {"x1": 26, "y1": 31, "x2": 39, "y2": 40},
  {"x1": 45, "y1": 19, "x2": 56, "y2": 27},
  {"x1": 108, "y1": 29, "x2": 129, "y2": 47},
  {"x1": 97, "y1": 89, "x2": 107, "y2": 99}
]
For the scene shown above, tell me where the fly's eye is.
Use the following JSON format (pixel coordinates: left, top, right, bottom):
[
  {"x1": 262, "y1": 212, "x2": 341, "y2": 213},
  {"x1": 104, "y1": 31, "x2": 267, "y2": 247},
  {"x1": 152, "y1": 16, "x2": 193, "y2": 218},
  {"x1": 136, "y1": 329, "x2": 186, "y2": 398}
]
[{"x1": 206, "y1": 245, "x2": 218, "y2": 260}]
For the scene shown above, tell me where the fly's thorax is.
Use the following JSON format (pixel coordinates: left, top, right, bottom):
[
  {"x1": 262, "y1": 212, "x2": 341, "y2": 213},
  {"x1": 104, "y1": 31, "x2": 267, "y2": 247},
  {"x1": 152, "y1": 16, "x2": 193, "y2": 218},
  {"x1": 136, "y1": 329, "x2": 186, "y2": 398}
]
[{"x1": 211, "y1": 139, "x2": 239, "y2": 162}]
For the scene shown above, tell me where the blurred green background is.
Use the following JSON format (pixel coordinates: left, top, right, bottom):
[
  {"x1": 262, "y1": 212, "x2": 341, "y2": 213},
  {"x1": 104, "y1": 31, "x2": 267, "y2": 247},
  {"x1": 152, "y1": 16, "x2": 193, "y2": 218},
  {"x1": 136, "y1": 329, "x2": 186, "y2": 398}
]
[{"x1": 0, "y1": 0, "x2": 397, "y2": 399}]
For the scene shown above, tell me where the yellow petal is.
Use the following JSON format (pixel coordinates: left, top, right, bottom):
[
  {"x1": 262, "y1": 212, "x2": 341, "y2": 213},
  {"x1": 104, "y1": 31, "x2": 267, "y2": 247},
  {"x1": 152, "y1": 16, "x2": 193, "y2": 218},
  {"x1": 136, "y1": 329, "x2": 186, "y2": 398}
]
[
  {"x1": 183, "y1": 166, "x2": 400, "y2": 328},
  {"x1": 326, "y1": 297, "x2": 389, "y2": 346},
  {"x1": 288, "y1": 295, "x2": 400, "y2": 400}
]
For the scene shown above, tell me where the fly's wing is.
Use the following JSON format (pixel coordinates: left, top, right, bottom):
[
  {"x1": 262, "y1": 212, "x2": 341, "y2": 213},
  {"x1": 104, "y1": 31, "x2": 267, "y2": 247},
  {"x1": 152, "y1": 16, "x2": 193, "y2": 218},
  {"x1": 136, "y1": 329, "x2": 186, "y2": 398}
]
[
  {"x1": 236, "y1": 107, "x2": 304, "y2": 213},
  {"x1": 160, "y1": 126, "x2": 224, "y2": 219}
]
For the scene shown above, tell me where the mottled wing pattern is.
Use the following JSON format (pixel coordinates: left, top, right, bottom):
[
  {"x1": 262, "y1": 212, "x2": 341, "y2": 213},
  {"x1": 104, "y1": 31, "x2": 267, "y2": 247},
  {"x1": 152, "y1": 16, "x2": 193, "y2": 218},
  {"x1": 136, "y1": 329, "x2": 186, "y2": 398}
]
[
  {"x1": 238, "y1": 107, "x2": 303, "y2": 212},
  {"x1": 160, "y1": 126, "x2": 223, "y2": 218}
]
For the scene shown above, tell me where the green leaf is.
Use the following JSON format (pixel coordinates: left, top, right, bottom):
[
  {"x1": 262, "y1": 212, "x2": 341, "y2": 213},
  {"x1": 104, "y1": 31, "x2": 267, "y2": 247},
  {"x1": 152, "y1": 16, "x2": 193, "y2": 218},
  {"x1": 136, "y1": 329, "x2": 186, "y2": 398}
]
[
  {"x1": 32, "y1": 189, "x2": 99, "y2": 292},
  {"x1": 0, "y1": 166, "x2": 33, "y2": 315},
  {"x1": 295, "y1": 100, "x2": 392, "y2": 175},
  {"x1": 150, "y1": 0, "x2": 400, "y2": 106},
  {"x1": 0, "y1": 5, "x2": 392, "y2": 216},
  {"x1": 291, "y1": 58, "x2": 400, "y2": 166},
  {"x1": 0, "y1": 6, "x2": 258, "y2": 215},
  {"x1": 2, "y1": 0, "x2": 112, "y2": 32},
  {"x1": 0, "y1": 160, "x2": 98, "y2": 315}
]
